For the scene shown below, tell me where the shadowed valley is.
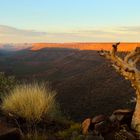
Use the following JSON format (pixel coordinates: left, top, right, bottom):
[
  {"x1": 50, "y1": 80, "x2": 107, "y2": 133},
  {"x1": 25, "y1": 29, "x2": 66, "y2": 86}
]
[{"x1": 0, "y1": 46, "x2": 135, "y2": 121}]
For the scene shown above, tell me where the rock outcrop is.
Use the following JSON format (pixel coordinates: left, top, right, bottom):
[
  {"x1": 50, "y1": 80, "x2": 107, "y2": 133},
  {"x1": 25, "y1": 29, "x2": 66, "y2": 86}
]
[{"x1": 82, "y1": 109, "x2": 137, "y2": 140}]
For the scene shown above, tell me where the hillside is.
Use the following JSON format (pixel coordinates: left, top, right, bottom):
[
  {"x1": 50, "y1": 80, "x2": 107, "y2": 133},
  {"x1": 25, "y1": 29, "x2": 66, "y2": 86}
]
[{"x1": 0, "y1": 48, "x2": 135, "y2": 121}]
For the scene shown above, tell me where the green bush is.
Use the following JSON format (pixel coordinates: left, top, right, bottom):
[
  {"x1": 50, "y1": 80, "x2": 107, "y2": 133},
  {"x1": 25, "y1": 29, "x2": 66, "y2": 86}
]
[{"x1": 0, "y1": 72, "x2": 17, "y2": 99}]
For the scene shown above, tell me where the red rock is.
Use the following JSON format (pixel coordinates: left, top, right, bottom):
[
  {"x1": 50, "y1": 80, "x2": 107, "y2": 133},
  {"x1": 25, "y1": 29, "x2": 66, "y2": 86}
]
[{"x1": 82, "y1": 118, "x2": 91, "y2": 135}]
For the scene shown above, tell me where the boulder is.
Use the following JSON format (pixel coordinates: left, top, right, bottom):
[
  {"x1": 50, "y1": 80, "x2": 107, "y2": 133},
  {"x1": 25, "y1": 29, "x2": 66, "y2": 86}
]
[
  {"x1": 85, "y1": 134, "x2": 104, "y2": 140},
  {"x1": 91, "y1": 115, "x2": 107, "y2": 124},
  {"x1": 104, "y1": 131, "x2": 116, "y2": 140},
  {"x1": 124, "y1": 131, "x2": 136, "y2": 140},
  {"x1": 82, "y1": 118, "x2": 91, "y2": 135},
  {"x1": 94, "y1": 119, "x2": 113, "y2": 135},
  {"x1": 104, "y1": 130, "x2": 136, "y2": 140},
  {"x1": 82, "y1": 115, "x2": 110, "y2": 135},
  {"x1": 114, "y1": 130, "x2": 136, "y2": 140},
  {"x1": 110, "y1": 109, "x2": 133, "y2": 127},
  {"x1": 0, "y1": 128, "x2": 23, "y2": 140}
]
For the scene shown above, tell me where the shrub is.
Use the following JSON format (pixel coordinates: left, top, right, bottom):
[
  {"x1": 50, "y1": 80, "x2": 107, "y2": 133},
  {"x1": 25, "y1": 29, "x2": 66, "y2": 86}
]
[
  {"x1": 0, "y1": 72, "x2": 17, "y2": 99},
  {"x1": 2, "y1": 82, "x2": 59, "y2": 122}
]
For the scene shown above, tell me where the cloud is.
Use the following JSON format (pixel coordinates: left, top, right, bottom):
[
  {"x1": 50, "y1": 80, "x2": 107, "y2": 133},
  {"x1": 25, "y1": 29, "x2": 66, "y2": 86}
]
[
  {"x1": 72, "y1": 26, "x2": 140, "y2": 41},
  {"x1": 0, "y1": 25, "x2": 47, "y2": 36},
  {"x1": 77, "y1": 26, "x2": 140, "y2": 35},
  {"x1": 0, "y1": 25, "x2": 49, "y2": 43},
  {"x1": 0, "y1": 25, "x2": 140, "y2": 43}
]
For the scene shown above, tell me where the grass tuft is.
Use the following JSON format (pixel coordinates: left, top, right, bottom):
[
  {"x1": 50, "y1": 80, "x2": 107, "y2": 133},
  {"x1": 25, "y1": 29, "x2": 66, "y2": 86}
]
[{"x1": 2, "y1": 82, "x2": 59, "y2": 122}]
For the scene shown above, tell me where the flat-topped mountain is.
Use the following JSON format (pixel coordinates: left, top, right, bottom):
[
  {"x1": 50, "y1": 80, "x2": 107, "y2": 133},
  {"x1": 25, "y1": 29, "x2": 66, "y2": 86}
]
[
  {"x1": 0, "y1": 42, "x2": 139, "y2": 52},
  {"x1": 31, "y1": 42, "x2": 140, "y2": 51}
]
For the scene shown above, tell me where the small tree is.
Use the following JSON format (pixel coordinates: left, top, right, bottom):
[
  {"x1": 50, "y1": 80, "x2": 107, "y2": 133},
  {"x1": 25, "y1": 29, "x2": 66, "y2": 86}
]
[{"x1": 99, "y1": 43, "x2": 140, "y2": 134}]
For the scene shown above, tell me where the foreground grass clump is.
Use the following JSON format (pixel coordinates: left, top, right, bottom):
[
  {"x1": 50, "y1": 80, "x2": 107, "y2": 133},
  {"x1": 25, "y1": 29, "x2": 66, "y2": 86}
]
[{"x1": 2, "y1": 83, "x2": 59, "y2": 122}]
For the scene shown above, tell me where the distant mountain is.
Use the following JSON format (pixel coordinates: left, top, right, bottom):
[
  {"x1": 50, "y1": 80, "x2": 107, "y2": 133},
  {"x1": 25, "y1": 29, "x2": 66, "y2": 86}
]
[
  {"x1": 0, "y1": 43, "x2": 31, "y2": 51},
  {"x1": 0, "y1": 47, "x2": 135, "y2": 121},
  {"x1": 0, "y1": 42, "x2": 139, "y2": 52},
  {"x1": 31, "y1": 42, "x2": 140, "y2": 51}
]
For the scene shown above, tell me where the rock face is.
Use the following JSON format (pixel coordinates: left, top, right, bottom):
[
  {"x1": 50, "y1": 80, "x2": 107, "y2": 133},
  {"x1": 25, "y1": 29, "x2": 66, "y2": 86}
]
[
  {"x1": 0, "y1": 128, "x2": 23, "y2": 140},
  {"x1": 82, "y1": 109, "x2": 137, "y2": 140}
]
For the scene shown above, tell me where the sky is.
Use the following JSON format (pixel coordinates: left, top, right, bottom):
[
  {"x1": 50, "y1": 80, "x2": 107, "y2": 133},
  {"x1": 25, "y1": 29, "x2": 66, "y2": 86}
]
[{"x1": 0, "y1": 0, "x2": 140, "y2": 43}]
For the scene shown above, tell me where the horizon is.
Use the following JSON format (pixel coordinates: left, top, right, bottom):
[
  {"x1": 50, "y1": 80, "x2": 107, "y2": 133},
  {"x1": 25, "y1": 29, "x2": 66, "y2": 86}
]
[
  {"x1": 0, "y1": 42, "x2": 139, "y2": 52},
  {"x1": 0, "y1": 0, "x2": 140, "y2": 43}
]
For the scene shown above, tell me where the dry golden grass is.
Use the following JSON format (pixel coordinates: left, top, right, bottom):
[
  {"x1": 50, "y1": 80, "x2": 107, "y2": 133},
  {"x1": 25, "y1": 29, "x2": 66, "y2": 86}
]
[{"x1": 2, "y1": 83, "x2": 58, "y2": 122}]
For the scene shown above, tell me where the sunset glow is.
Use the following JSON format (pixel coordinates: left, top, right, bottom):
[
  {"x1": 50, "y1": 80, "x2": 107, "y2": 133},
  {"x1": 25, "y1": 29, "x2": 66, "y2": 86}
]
[{"x1": 0, "y1": 0, "x2": 140, "y2": 44}]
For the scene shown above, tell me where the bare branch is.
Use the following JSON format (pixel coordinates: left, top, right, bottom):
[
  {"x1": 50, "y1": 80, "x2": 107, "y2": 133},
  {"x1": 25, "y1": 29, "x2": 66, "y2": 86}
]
[
  {"x1": 124, "y1": 47, "x2": 140, "y2": 65},
  {"x1": 99, "y1": 43, "x2": 140, "y2": 134},
  {"x1": 111, "y1": 42, "x2": 120, "y2": 57}
]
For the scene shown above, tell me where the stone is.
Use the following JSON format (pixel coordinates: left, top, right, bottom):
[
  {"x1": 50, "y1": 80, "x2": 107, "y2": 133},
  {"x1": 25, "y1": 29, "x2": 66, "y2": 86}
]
[
  {"x1": 124, "y1": 131, "x2": 136, "y2": 140},
  {"x1": 104, "y1": 131, "x2": 116, "y2": 140},
  {"x1": 104, "y1": 130, "x2": 136, "y2": 140},
  {"x1": 114, "y1": 130, "x2": 136, "y2": 140},
  {"x1": 0, "y1": 128, "x2": 23, "y2": 140},
  {"x1": 82, "y1": 118, "x2": 91, "y2": 135},
  {"x1": 110, "y1": 109, "x2": 133, "y2": 127},
  {"x1": 94, "y1": 119, "x2": 113, "y2": 135},
  {"x1": 85, "y1": 134, "x2": 104, "y2": 140},
  {"x1": 82, "y1": 115, "x2": 112, "y2": 135},
  {"x1": 91, "y1": 115, "x2": 107, "y2": 124}
]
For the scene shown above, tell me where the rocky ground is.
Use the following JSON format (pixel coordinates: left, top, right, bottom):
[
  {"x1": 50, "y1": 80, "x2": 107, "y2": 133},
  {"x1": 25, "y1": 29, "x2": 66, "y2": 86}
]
[{"x1": 0, "y1": 108, "x2": 140, "y2": 140}]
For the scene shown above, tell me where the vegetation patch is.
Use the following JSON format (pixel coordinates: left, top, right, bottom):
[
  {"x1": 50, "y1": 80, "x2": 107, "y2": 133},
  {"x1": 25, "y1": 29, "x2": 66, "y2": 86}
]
[
  {"x1": 56, "y1": 123, "x2": 82, "y2": 140},
  {"x1": 0, "y1": 72, "x2": 17, "y2": 99},
  {"x1": 1, "y1": 82, "x2": 60, "y2": 123}
]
